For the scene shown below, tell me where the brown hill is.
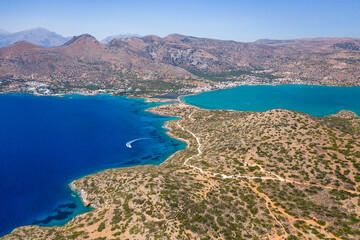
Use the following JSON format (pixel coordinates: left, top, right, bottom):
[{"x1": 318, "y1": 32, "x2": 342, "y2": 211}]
[{"x1": 55, "y1": 34, "x2": 103, "y2": 61}]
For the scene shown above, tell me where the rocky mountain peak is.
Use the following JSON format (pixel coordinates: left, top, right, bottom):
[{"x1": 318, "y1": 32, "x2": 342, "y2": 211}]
[{"x1": 63, "y1": 34, "x2": 99, "y2": 46}]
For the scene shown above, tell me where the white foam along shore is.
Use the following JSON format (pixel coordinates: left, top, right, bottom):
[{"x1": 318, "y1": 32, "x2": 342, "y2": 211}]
[
  {"x1": 69, "y1": 182, "x2": 94, "y2": 208},
  {"x1": 125, "y1": 138, "x2": 149, "y2": 148}
]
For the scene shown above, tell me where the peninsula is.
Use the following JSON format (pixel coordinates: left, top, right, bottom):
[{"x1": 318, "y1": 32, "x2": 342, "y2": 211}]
[{"x1": 3, "y1": 102, "x2": 360, "y2": 240}]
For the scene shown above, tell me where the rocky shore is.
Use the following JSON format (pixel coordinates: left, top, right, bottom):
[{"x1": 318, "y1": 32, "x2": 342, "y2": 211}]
[{"x1": 69, "y1": 181, "x2": 96, "y2": 208}]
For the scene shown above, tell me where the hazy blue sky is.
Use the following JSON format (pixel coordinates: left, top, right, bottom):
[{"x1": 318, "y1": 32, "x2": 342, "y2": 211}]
[{"x1": 1, "y1": 0, "x2": 359, "y2": 42}]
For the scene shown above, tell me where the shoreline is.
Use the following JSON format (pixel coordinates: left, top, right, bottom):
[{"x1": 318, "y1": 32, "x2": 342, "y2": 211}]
[
  {"x1": 68, "y1": 102, "x2": 189, "y2": 208},
  {"x1": 66, "y1": 99, "x2": 189, "y2": 218},
  {"x1": 0, "y1": 94, "x2": 186, "y2": 238},
  {"x1": 3, "y1": 84, "x2": 360, "y2": 237},
  {"x1": 2, "y1": 82, "x2": 360, "y2": 98},
  {"x1": 180, "y1": 84, "x2": 360, "y2": 117},
  {"x1": 159, "y1": 120, "x2": 191, "y2": 167},
  {"x1": 45, "y1": 85, "x2": 360, "y2": 219},
  {"x1": 3, "y1": 93, "x2": 360, "y2": 239},
  {"x1": 68, "y1": 182, "x2": 93, "y2": 208}
]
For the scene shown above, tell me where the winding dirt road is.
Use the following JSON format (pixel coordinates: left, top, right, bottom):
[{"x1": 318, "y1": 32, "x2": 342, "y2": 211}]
[{"x1": 175, "y1": 109, "x2": 358, "y2": 239}]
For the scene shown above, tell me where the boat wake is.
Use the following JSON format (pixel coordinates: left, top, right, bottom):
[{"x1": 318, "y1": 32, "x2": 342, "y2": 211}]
[{"x1": 126, "y1": 138, "x2": 150, "y2": 148}]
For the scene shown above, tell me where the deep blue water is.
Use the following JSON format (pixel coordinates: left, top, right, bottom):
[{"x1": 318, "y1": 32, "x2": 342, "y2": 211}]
[
  {"x1": 184, "y1": 85, "x2": 360, "y2": 117},
  {"x1": 0, "y1": 94, "x2": 185, "y2": 237}
]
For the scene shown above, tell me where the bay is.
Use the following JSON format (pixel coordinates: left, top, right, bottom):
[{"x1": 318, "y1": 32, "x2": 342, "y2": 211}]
[
  {"x1": 0, "y1": 94, "x2": 185, "y2": 237},
  {"x1": 183, "y1": 85, "x2": 360, "y2": 117}
]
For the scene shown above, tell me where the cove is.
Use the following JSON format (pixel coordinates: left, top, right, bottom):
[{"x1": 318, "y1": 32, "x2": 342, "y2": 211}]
[
  {"x1": 0, "y1": 94, "x2": 185, "y2": 237},
  {"x1": 183, "y1": 85, "x2": 360, "y2": 117}
]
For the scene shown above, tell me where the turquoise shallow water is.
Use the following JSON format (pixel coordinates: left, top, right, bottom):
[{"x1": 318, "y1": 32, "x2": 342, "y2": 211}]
[
  {"x1": 2, "y1": 85, "x2": 360, "y2": 237},
  {"x1": 0, "y1": 94, "x2": 185, "y2": 237},
  {"x1": 183, "y1": 85, "x2": 360, "y2": 117}
]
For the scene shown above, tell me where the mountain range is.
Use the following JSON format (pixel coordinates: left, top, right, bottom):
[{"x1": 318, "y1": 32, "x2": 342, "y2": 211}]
[
  {"x1": 0, "y1": 31, "x2": 360, "y2": 94},
  {"x1": 0, "y1": 28, "x2": 10, "y2": 35},
  {"x1": 0, "y1": 28, "x2": 71, "y2": 48},
  {"x1": 0, "y1": 27, "x2": 142, "y2": 48}
]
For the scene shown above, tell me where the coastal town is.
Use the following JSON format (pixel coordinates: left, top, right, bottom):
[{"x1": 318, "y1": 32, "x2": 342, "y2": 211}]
[{"x1": 0, "y1": 74, "x2": 310, "y2": 97}]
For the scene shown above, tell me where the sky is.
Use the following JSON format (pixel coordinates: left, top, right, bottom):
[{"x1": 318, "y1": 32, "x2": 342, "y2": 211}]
[{"x1": 0, "y1": 0, "x2": 360, "y2": 42}]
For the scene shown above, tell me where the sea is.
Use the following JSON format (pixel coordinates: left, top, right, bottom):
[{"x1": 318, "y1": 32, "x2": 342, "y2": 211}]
[
  {"x1": 0, "y1": 94, "x2": 185, "y2": 237},
  {"x1": 1, "y1": 85, "x2": 360, "y2": 237},
  {"x1": 183, "y1": 85, "x2": 360, "y2": 117}
]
